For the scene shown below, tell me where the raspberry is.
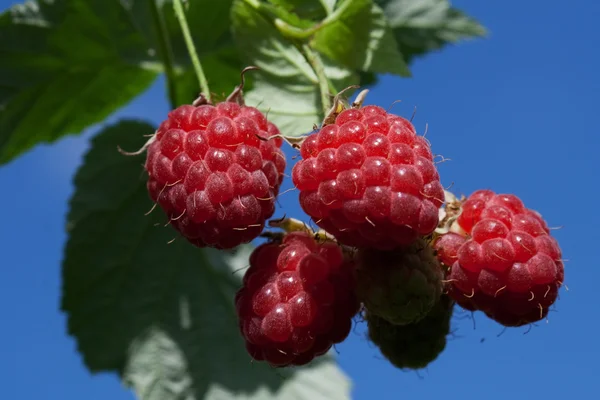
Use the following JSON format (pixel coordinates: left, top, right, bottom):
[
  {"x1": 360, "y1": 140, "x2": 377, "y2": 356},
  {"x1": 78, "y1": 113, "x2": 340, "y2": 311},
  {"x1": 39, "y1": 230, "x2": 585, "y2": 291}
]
[
  {"x1": 355, "y1": 237, "x2": 444, "y2": 325},
  {"x1": 438, "y1": 190, "x2": 564, "y2": 326},
  {"x1": 144, "y1": 102, "x2": 286, "y2": 249},
  {"x1": 235, "y1": 232, "x2": 360, "y2": 367},
  {"x1": 291, "y1": 104, "x2": 444, "y2": 250},
  {"x1": 433, "y1": 232, "x2": 467, "y2": 267},
  {"x1": 367, "y1": 294, "x2": 454, "y2": 370}
]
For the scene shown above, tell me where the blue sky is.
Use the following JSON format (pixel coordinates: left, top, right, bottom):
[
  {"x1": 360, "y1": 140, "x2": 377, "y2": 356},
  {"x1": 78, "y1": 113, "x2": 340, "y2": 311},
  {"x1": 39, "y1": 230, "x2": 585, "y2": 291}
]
[{"x1": 1, "y1": 0, "x2": 598, "y2": 399}]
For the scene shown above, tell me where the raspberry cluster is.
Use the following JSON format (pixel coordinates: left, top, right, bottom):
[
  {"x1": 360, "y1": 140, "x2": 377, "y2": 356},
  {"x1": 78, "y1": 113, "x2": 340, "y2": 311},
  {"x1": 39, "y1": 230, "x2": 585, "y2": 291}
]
[
  {"x1": 435, "y1": 190, "x2": 564, "y2": 326},
  {"x1": 139, "y1": 83, "x2": 565, "y2": 369},
  {"x1": 144, "y1": 101, "x2": 285, "y2": 249},
  {"x1": 235, "y1": 232, "x2": 359, "y2": 367},
  {"x1": 292, "y1": 104, "x2": 444, "y2": 250}
]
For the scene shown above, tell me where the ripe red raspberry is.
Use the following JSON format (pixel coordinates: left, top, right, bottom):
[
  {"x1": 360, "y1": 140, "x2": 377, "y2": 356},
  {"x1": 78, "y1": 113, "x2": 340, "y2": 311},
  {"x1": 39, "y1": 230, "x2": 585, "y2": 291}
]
[
  {"x1": 144, "y1": 102, "x2": 285, "y2": 249},
  {"x1": 437, "y1": 190, "x2": 564, "y2": 327},
  {"x1": 291, "y1": 104, "x2": 444, "y2": 250},
  {"x1": 433, "y1": 232, "x2": 466, "y2": 268},
  {"x1": 235, "y1": 232, "x2": 359, "y2": 367},
  {"x1": 355, "y1": 237, "x2": 443, "y2": 325},
  {"x1": 367, "y1": 294, "x2": 454, "y2": 370}
]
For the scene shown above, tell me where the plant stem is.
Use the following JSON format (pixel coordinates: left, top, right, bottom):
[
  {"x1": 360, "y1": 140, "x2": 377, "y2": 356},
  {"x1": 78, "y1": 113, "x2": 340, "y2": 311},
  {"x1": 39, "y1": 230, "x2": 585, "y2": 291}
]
[
  {"x1": 149, "y1": 0, "x2": 178, "y2": 108},
  {"x1": 241, "y1": 0, "x2": 261, "y2": 9},
  {"x1": 302, "y1": 44, "x2": 333, "y2": 116},
  {"x1": 275, "y1": 0, "x2": 352, "y2": 39},
  {"x1": 172, "y1": 0, "x2": 211, "y2": 102},
  {"x1": 318, "y1": 0, "x2": 335, "y2": 15}
]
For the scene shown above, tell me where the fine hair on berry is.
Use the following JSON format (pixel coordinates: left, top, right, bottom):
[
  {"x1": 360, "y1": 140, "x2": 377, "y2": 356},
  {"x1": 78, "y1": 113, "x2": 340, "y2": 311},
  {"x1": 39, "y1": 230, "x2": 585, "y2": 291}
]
[
  {"x1": 144, "y1": 102, "x2": 286, "y2": 249},
  {"x1": 235, "y1": 232, "x2": 359, "y2": 367},
  {"x1": 436, "y1": 190, "x2": 564, "y2": 327},
  {"x1": 292, "y1": 102, "x2": 445, "y2": 250}
]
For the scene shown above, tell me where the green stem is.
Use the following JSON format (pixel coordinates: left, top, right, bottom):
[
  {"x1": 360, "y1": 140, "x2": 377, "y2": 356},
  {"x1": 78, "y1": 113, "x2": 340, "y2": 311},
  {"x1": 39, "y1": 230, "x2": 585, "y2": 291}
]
[
  {"x1": 275, "y1": 0, "x2": 352, "y2": 39},
  {"x1": 302, "y1": 44, "x2": 333, "y2": 115},
  {"x1": 173, "y1": 0, "x2": 211, "y2": 102},
  {"x1": 149, "y1": 0, "x2": 178, "y2": 108},
  {"x1": 241, "y1": 0, "x2": 348, "y2": 40},
  {"x1": 326, "y1": 75, "x2": 338, "y2": 95},
  {"x1": 241, "y1": 0, "x2": 261, "y2": 9},
  {"x1": 318, "y1": 0, "x2": 335, "y2": 15}
]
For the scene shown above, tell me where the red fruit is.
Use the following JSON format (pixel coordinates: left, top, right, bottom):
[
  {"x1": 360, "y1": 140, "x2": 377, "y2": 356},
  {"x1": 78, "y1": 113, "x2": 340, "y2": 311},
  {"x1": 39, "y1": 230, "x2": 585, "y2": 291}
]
[
  {"x1": 292, "y1": 105, "x2": 444, "y2": 250},
  {"x1": 433, "y1": 232, "x2": 466, "y2": 268},
  {"x1": 144, "y1": 103, "x2": 286, "y2": 249},
  {"x1": 438, "y1": 190, "x2": 564, "y2": 327},
  {"x1": 236, "y1": 232, "x2": 359, "y2": 367}
]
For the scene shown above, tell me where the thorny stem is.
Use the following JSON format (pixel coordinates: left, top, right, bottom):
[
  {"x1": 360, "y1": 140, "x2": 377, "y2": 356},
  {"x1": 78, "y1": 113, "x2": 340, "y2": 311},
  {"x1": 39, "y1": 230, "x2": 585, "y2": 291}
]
[
  {"x1": 173, "y1": 0, "x2": 211, "y2": 103},
  {"x1": 149, "y1": 0, "x2": 178, "y2": 108},
  {"x1": 302, "y1": 44, "x2": 334, "y2": 116}
]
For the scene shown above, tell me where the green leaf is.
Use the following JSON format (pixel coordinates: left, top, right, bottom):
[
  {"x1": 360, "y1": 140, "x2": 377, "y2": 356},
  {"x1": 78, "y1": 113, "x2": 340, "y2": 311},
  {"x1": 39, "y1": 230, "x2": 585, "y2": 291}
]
[
  {"x1": 319, "y1": 0, "x2": 338, "y2": 15},
  {"x1": 260, "y1": 1, "x2": 318, "y2": 30},
  {"x1": 358, "y1": 71, "x2": 378, "y2": 87},
  {"x1": 267, "y1": 0, "x2": 330, "y2": 19},
  {"x1": 161, "y1": 0, "x2": 235, "y2": 62},
  {"x1": 0, "y1": 0, "x2": 246, "y2": 164},
  {"x1": 61, "y1": 120, "x2": 351, "y2": 399},
  {"x1": 124, "y1": 325, "x2": 351, "y2": 400},
  {"x1": 0, "y1": 0, "x2": 158, "y2": 165},
  {"x1": 232, "y1": 0, "x2": 356, "y2": 137},
  {"x1": 311, "y1": 0, "x2": 410, "y2": 76},
  {"x1": 375, "y1": 0, "x2": 487, "y2": 62}
]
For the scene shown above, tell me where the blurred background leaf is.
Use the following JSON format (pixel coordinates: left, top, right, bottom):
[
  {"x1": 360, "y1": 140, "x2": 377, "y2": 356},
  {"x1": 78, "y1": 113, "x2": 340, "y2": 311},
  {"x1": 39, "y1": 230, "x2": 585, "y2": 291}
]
[
  {"x1": 311, "y1": 0, "x2": 410, "y2": 77},
  {"x1": 0, "y1": 0, "x2": 246, "y2": 165},
  {"x1": 0, "y1": 0, "x2": 157, "y2": 164},
  {"x1": 375, "y1": 0, "x2": 487, "y2": 63}
]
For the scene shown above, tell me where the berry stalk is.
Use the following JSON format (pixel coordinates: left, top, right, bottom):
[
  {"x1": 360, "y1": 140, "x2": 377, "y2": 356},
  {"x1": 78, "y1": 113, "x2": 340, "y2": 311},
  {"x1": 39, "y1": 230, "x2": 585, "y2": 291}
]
[
  {"x1": 317, "y1": 0, "x2": 334, "y2": 15},
  {"x1": 173, "y1": 0, "x2": 211, "y2": 102},
  {"x1": 148, "y1": 0, "x2": 178, "y2": 108},
  {"x1": 302, "y1": 44, "x2": 335, "y2": 116},
  {"x1": 273, "y1": 0, "x2": 352, "y2": 39}
]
